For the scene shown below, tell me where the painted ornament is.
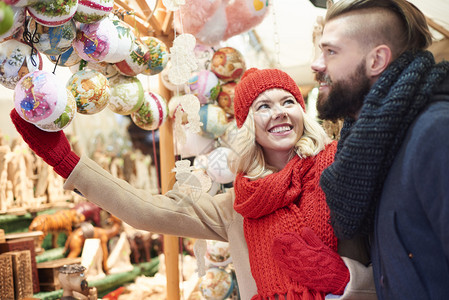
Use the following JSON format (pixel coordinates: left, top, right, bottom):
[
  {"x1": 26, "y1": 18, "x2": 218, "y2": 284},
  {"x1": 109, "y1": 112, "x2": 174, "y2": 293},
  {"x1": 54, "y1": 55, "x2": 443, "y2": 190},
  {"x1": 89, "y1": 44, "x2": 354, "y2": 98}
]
[
  {"x1": 211, "y1": 47, "x2": 246, "y2": 82},
  {"x1": 188, "y1": 70, "x2": 220, "y2": 105},
  {"x1": 27, "y1": 0, "x2": 78, "y2": 27},
  {"x1": 194, "y1": 44, "x2": 214, "y2": 71},
  {"x1": 141, "y1": 36, "x2": 168, "y2": 76},
  {"x1": 113, "y1": 38, "x2": 149, "y2": 76},
  {"x1": 198, "y1": 104, "x2": 229, "y2": 138},
  {"x1": 3, "y1": 0, "x2": 37, "y2": 7},
  {"x1": 36, "y1": 90, "x2": 77, "y2": 131},
  {"x1": 14, "y1": 70, "x2": 68, "y2": 126},
  {"x1": 72, "y1": 18, "x2": 118, "y2": 63},
  {"x1": 108, "y1": 75, "x2": 144, "y2": 115},
  {"x1": 107, "y1": 17, "x2": 135, "y2": 64},
  {"x1": 205, "y1": 240, "x2": 232, "y2": 267},
  {"x1": 48, "y1": 46, "x2": 82, "y2": 67},
  {"x1": 0, "y1": 6, "x2": 25, "y2": 42},
  {"x1": 205, "y1": 146, "x2": 235, "y2": 184},
  {"x1": 0, "y1": 2, "x2": 14, "y2": 36},
  {"x1": 27, "y1": 18, "x2": 76, "y2": 56},
  {"x1": 217, "y1": 81, "x2": 236, "y2": 115},
  {"x1": 130, "y1": 91, "x2": 168, "y2": 131},
  {"x1": 199, "y1": 267, "x2": 234, "y2": 300},
  {"x1": 70, "y1": 59, "x2": 118, "y2": 78},
  {"x1": 73, "y1": 0, "x2": 113, "y2": 24},
  {"x1": 160, "y1": 61, "x2": 187, "y2": 92},
  {"x1": 0, "y1": 39, "x2": 42, "y2": 90},
  {"x1": 67, "y1": 69, "x2": 110, "y2": 114}
]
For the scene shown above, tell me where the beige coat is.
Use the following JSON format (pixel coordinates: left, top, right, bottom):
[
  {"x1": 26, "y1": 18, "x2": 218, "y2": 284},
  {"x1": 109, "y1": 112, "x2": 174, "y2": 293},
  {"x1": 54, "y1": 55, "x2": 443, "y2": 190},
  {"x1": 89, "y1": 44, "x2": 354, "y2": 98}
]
[{"x1": 64, "y1": 155, "x2": 377, "y2": 300}]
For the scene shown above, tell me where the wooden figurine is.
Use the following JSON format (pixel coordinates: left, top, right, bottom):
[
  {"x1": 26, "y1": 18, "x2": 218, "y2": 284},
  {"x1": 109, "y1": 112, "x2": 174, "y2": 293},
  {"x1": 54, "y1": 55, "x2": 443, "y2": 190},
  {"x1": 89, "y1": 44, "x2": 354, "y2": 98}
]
[
  {"x1": 65, "y1": 214, "x2": 122, "y2": 274},
  {"x1": 29, "y1": 210, "x2": 86, "y2": 249},
  {"x1": 73, "y1": 202, "x2": 102, "y2": 227}
]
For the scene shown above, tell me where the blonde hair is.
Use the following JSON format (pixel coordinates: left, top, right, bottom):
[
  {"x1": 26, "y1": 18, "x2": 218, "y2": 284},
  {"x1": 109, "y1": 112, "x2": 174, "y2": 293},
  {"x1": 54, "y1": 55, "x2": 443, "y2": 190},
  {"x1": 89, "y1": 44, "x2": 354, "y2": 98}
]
[
  {"x1": 325, "y1": 0, "x2": 432, "y2": 58},
  {"x1": 229, "y1": 108, "x2": 332, "y2": 179}
]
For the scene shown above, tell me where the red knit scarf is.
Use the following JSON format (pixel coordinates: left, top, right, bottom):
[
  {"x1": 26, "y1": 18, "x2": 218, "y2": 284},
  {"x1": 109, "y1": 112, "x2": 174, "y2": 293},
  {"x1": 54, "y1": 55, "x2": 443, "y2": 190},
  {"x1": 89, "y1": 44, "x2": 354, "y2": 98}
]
[{"x1": 234, "y1": 142, "x2": 338, "y2": 299}]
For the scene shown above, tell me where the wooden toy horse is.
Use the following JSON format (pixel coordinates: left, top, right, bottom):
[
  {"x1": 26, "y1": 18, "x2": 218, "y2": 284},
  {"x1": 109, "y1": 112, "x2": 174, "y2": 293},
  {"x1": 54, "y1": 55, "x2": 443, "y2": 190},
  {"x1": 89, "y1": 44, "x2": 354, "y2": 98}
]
[{"x1": 65, "y1": 214, "x2": 122, "y2": 274}]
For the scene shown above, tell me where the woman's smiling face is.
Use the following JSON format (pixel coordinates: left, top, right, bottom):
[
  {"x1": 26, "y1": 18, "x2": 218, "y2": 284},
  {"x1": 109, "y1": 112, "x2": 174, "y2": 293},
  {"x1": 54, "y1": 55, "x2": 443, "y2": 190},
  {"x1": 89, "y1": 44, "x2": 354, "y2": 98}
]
[{"x1": 252, "y1": 88, "x2": 304, "y2": 159}]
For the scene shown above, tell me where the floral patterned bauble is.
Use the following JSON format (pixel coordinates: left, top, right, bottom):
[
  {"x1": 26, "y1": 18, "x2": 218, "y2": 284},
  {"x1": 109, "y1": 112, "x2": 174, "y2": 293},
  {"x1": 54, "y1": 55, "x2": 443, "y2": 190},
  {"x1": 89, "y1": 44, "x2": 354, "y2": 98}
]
[
  {"x1": 187, "y1": 70, "x2": 220, "y2": 105},
  {"x1": 106, "y1": 17, "x2": 135, "y2": 64},
  {"x1": 67, "y1": 69, "x2": 110, "y2": 114},
  {"x1": 72, "y1": 17, "x2": 118, "y2": 63},
  {"x1": 217, "y1": 81, "x2": 236, "y2": 115},
  {"x1": 211, "y1": 47, "x2": 246, "y2": 83},
  {"x1": 130, "y1": 91, "x2": 168, "y2": 130},
  {"x1": 108, "y1": 75, "x2": 144, "y2": 115},
  {"x1": 113, "y1": 38, "x2": 149, "y2": 76},
  {"x1": 141, "y1": 36, "x2": 168, "y2": 76},
  {"x1": 73, "y1": 0, "x2": 113, "y2": 24},
  {"x1": 27, "y1": 0, "x2": 78, "y2": 27},
  {"x1": 198, "y1": 104, "x2": 230, "y2": 138},
  {"x1": 199, "y1": 268, "x2": 234, "y2": 300},
  {"x1": 36, "y1": 90, "x2": 76, "y2": 131},
  {"x1": 27, "y1": 18, "x2": 76, "y2": 56},
  {"x1": 14, "y1": 70, "x2": 68, "y2": 126},
  {"x1": 0, "y1": 6, "x2": 25, "y2": 42},
  {"x1": 48, "y1": 46, "x2": 82, "y2": 67},
  {"x1": 0, "y1": 39, "x2": 42, "y2": 89}
]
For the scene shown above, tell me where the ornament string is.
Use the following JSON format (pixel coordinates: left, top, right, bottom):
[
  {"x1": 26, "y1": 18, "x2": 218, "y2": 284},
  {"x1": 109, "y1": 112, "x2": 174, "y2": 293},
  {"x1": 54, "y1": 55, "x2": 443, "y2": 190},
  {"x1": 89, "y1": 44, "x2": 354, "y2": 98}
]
[
  {"x1": 52, "y1": 55, "x2": 61, "y2": 74},
  {"x1": 22, "y1": 19, "x2": 39, "y2": 67}
]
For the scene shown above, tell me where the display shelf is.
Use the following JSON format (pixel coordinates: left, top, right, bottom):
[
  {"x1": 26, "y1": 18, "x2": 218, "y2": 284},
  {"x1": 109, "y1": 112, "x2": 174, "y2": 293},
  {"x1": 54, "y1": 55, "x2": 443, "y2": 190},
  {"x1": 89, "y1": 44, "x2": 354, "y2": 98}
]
[{"x1": 32, "y1": 258, "x2": 160, "y2": 300}]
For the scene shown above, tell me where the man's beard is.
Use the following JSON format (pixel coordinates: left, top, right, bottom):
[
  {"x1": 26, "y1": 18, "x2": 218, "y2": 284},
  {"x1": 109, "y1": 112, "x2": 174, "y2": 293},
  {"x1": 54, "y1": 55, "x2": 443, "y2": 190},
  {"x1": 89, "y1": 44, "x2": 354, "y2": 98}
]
[{"x1": 316, "y1": 61, "x2": 371, "y2": 121}]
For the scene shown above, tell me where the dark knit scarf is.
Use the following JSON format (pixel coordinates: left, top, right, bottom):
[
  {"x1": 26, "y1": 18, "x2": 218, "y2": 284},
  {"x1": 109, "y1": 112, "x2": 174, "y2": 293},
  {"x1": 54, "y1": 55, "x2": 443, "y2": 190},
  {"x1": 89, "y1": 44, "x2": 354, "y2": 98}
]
[
  {"x1": 234, "y1": 143, "x2": 337, "y2": 299},
  {"x1": 321, "y1": 50, "x2": 449, "y2": 239}
]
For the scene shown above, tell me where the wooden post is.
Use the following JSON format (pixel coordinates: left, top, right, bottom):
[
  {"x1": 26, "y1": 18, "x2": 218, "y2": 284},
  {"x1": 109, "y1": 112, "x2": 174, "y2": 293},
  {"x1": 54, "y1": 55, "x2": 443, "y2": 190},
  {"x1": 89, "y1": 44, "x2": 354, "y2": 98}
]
[{"x1": 158, "y1": 74, "x2": 180, "y2": 300}]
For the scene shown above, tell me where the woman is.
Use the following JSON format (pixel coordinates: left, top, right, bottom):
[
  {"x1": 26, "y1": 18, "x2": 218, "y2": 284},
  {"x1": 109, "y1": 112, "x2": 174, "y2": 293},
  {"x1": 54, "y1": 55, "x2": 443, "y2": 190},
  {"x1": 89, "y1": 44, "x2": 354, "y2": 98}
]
[{"x1": 10, "y1": 68, "x2": 374, "y2": 299}]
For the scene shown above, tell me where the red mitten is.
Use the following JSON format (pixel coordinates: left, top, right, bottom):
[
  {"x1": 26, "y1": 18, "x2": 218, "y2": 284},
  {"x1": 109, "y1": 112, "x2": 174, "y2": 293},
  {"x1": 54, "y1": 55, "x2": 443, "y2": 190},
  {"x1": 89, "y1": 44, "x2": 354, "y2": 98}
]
[
  {"x1": 10, "y1": 109, "x2": 79, "y2": 179},
  {"x1": 272, "y1": 227, "x2": 349, "y2": 295}
]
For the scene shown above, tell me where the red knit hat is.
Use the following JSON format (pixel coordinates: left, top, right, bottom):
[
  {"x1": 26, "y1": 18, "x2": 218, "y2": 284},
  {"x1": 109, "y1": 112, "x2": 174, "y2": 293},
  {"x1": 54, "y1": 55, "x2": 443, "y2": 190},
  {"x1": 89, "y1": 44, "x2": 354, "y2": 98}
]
[{"x1": 233, "y1": 68, "x2": 306, "y2": 128}]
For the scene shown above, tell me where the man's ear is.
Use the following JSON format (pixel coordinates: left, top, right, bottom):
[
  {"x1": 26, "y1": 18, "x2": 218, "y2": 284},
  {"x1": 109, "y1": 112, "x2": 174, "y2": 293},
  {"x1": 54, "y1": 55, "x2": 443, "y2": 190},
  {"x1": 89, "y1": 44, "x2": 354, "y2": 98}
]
[{"x1": 366, "y1": 45, "x2": 392, "y2": 78}]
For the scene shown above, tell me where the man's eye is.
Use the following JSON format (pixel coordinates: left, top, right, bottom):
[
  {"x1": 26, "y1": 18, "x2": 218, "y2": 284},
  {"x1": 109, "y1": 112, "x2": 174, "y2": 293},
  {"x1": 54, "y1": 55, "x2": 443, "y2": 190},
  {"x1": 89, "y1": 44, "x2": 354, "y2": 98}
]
[{"x1": 327, "y1": 49, "x2": 336, "y2": 55}]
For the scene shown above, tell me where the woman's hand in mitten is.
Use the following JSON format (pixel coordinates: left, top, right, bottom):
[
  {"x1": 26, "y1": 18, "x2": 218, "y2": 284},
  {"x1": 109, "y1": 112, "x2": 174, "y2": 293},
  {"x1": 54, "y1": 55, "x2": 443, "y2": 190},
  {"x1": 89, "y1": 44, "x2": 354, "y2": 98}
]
[
  {"x1": 272, "y1": 227, "x2": 349, "y2": 295},
  {"x1": 10, "y1": 109, "x2": 79, "y2": 178}
]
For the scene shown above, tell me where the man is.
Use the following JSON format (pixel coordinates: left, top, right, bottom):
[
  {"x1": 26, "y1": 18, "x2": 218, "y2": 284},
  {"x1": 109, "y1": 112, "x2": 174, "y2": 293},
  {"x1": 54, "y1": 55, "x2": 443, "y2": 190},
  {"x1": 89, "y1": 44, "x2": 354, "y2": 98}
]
[{"x1": 314, "y1": 0, "x2": 449, "y2": 299}]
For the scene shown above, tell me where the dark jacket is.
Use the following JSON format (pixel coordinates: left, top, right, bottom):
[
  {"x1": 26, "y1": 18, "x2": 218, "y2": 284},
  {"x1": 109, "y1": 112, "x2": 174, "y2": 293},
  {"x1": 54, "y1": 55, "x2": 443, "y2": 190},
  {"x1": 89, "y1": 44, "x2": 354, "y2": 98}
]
[{"x1": 372, "y1": 73, "x2": 449, "y2": 299}]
